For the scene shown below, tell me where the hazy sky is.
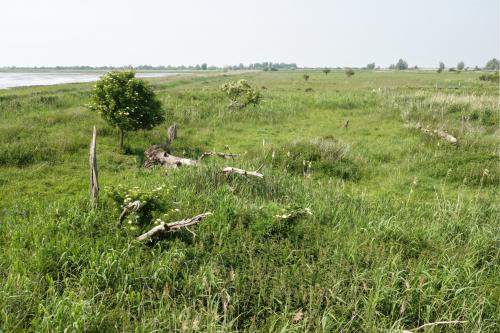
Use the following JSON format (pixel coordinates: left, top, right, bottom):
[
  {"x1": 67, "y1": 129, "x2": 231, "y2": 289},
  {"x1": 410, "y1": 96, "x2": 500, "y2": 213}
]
[{"x1": 1, "y1": 0, "x2": 498, "y2": 68}]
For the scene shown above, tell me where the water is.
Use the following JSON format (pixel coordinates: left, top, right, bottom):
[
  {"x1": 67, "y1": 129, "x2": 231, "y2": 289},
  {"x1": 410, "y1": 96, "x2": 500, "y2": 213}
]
[{"x1": 0, "y1": 72, "x2": 178, "y2": 89}]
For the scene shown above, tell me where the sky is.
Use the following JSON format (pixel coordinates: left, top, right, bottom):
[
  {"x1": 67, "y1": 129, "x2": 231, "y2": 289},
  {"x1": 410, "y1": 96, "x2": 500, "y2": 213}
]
[{"x1": 1, "y1": 0, "x2": 498, "y2": 68}]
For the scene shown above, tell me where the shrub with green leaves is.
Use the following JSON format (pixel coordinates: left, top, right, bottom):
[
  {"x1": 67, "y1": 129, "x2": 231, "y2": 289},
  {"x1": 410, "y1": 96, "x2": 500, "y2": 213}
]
[
  {"x1": 345, "y1": 68, "x2": 355, "y2": 77},
  {"x1": 479, "y1": 72, "x2": 499, "y2": 82},
  {"x1": 270, "y1": 137, "x2": 359, "y2": 180},
  {"x1": 106, "y1": 184, "x2": 168, "y2": 228},
  {"x1": 220, "y1": 79, "x2": 262, "y2": 110},
  {"x1": 87, "y1": 70, "x2": 165, "y2": 148}
]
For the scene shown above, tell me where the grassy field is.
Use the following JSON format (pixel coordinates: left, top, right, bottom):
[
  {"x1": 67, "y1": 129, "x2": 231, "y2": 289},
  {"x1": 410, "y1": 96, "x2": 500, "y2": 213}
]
[{"x1": 0, "y1": 70, "x2": 499, "y2": 332}]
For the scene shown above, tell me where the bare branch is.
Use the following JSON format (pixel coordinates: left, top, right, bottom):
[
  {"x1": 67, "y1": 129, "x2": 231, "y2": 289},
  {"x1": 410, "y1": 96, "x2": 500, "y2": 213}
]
[
  {"x1": 118, "y1": 200, "x2": 142, "y2": 225},
  {"x1": 136, "y1": 212, "x2": 212, "y2": 241},
  {"x1": 222, "y1": 167, "x2": 264, "y2": 178},
  {"x1": 200, "y1": 151, "x2": 239, "y2": 160},
  {"x1": 403, "y1": 320, "x2": 467, "y2": 332}
]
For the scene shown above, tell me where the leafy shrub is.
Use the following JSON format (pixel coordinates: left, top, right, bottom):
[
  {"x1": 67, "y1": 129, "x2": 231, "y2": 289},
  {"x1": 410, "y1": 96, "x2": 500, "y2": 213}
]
[
  {"x1": 106, "y1": 185, "x2": 168, "y2": 228},
  {"x1": 270, "y1": 137, "x2": 360, "y2": 180},
  {"x1": 345, "y1": 68, "x2": 355, "y2": 77},
  {"x1": 220, "y1": 80, "x2": 262, "y2": 110},
  {"x1": 303, "y1": 74, "x2": 310, "y2": 81},
  {"x1": 478, "y1": 72, "x2": 499, "y2": 82},
  {"x1": 481, "y1": 108, "x2": 498, "y2": 126},
  {"x1": 447, "y1": 103, "x2": 468, "y2": 114}
]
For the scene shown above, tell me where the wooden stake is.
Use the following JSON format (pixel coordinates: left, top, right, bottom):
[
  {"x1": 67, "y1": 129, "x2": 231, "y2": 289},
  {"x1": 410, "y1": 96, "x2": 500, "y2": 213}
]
[
  {"x1": 89, "y1": 126, "x2": 99, "y2": 207},
  {"x1": 167, "y1": 122, "x2": 177, "y2": 145}
]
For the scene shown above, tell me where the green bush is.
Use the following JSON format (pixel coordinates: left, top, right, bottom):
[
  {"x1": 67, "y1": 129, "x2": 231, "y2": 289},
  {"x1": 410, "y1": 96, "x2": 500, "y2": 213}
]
[
  {"x1": 479, "y1": 72, "x2": 499, "y2": 82},
  {"x1": 270, "y1": 137, "x2": 360, "y2": 180},
  {"x1": 220, "y1": 79, "x2": 262, "y2": 110}
]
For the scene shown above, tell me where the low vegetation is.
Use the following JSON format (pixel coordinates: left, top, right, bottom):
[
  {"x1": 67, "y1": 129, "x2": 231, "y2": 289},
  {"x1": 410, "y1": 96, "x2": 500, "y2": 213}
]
[{"x1": 0, "y1": 70, "x2": 498, "y2": 332}]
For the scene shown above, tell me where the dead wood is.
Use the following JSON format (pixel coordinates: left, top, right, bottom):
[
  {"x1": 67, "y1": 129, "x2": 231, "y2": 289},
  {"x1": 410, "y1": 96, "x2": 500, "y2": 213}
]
[
  {"x1": 167, "y1": 123, "x2": 177, "y2": 144},
  {"x1": 118, "y1": 200, "x2": 142, "y2": 225},
  {"x1": 89, "y1": 126, "x2": 99, "y2": 206},
  {"x1": 343, "y1": 119, "x2": 349, "y2": 129},
  {"x1": 402, "y1": 320, "x2": 467, "y2": 332},
  {"x1": 200, "y1": 151, "x2": 239, "y2": 160},
  {"x1": 406, "y1": 123, "x2": 458, "y2": 144},
  {"x1": 144, "y1": 144, "x2": 199, "y2": 169},
  {"x1": 136, "y1": 212, "x2": 212, "y2": 241},
  {"x1": 222, "y1": 166, "x2": 264, "y2": 178}
]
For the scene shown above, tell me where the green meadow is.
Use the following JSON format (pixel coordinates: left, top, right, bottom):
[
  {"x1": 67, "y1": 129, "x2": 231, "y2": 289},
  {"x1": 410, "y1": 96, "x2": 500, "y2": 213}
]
[{"x1": 0, "y1": 70, "x2": 499, "y2": 332}]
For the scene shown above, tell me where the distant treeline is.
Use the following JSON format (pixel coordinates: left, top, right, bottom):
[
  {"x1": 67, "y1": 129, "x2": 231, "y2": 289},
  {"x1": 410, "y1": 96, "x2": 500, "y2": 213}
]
[
  {"x1": 1, "y1": 58, "x2": 498, "y2": 71},
  {"x1": 0, "y1": 62, "x2": 298, "y2": 72}
]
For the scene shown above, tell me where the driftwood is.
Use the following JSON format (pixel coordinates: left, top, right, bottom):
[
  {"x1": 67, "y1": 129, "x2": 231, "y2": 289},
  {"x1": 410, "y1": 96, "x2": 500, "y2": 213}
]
[
  {"x1": 200, "y1": 151, "x2": 239, "y2": 160},
  {"x1": 137, "y1": 212, "x2": 212, "y2": 241},
  {"x1": 406, "y1": 123, "x2": 458, "y2": 144},
  {"x1": 118, "y1": 200, "x2": 142, "y2": 225},
  {"x1": 167, "y1": 123, "x2": 177, "y2": 145},
  {"x1": 89, "y1": 126, "x2": 99, "y2": 206},
  {"x1": 144, "y1": 144, "x2": 199, "y2": 169},
  {"x1": 402, "y1": 320, "x2": 467, "y2": 332},
  {"x1": 222, "y1": 166, "x2": 264, "y2": 178}
]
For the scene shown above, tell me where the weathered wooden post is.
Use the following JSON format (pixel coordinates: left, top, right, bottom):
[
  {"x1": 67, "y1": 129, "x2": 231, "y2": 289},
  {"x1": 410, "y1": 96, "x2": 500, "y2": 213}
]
[
  {"x1": 167, "y1": 122, "x2": 177, "y2": 145},
  {"x1": 461, "y1": 114, "x2": 465, "y2": 134},
  {"x1": 89, "y1": 126, "x2": 99, "y2": 207}
]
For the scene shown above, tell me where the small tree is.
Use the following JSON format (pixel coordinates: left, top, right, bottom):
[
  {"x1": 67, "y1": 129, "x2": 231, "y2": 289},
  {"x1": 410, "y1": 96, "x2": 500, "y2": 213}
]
[
  {"x1": 395, "y1": 59, "x2": 408, "y2": 70},
  {"x1": 220, "y1": 79, "x2": 261, "y2": 110},
  {"x1": 345, "y1": 68, "x2": 355, "y2": 77},
  {"x1": 87, "y1": 71, "x2": 164, "y2": 149},
  {"x1": 437, "y1": 62, "x2": 445, "y2": 73},
  {"x1": 366, "y1": 62, "x2": 375, "y2": 70},
  {"x1": 323, "y1": 68, "x2": 331, "y2": 75},
  {"x1": 485, "y1": 58, "x2": 499, "y2": 70},
  {"x1": 457, "y1": 61, "x2": 465, "y2": 71},
  {"x1": 303, "y1": 74, "x2": 310, "y2": 81},
  {"x1": 201, "y1": 63, "x2": 208, "y2": 70}
]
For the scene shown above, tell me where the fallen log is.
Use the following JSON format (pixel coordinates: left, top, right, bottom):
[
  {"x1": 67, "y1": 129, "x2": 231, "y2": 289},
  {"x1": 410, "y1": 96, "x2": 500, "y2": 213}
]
[
  {"x1": 200, "y1": 151, "x2": 239, "y2": 160},
  {"x1": 137, "y1": 212, "x2": 212, "y2": 241},
  {"x1": 406, "y1": 123, "x2": 458, "y2": 145},
  {"x1": 222, "y1": 167, "x2": 264, "y2": 178},
  {"x1": 144, "y1": 144, "x2": 199, "y2": 169}
]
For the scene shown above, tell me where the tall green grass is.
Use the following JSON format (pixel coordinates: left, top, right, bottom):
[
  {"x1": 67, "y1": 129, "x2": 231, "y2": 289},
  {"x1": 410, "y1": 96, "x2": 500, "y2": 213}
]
[{"x1": 0, "y1": 71, "x2": 498, "y2": 331}]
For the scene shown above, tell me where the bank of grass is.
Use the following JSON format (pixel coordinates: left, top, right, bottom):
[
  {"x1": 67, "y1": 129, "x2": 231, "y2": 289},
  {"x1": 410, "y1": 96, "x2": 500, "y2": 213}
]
[{"x1": 0, "y1": 70, "x2": 499, "y2": 332}]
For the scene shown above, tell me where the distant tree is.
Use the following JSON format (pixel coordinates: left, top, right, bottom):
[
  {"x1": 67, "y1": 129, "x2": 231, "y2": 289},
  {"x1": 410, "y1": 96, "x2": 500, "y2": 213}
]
[
  {"x1": 87, "y1": 71, "x2": 164, "y2": 149},
  {"x1": 457, "y1": 61, "x2": 465, "y2": 71},
  {"x1": 323, "y1": 68, "x2": 331, "y2": 75},
  {"x1": 303, "y1": 74, "x2": 310, "y2": 81},
  {"x1": 195, "y1": 64, "x2": 201, "y2": 70},
  {"x1": 345, "y1": 68, "x2": 355, "y2": 77},
  {"x1": 484, "y1": 58, "x2": 499, "y2": 70},
  {"x1": 437, "y1": 62, "x2": 445, "y2": 73},
  {"x1": 389, "y1": 64, "x2": 396, "y2": 70},
  {"x1": 366, "y1": 62, "x2": 375, "y2": 70},
  {"x1": 395, "y1": 59, "x2": 408, "y2": 70},
  {"x1": 201, "y1": 63, "x2": 207, "y2": 70}
]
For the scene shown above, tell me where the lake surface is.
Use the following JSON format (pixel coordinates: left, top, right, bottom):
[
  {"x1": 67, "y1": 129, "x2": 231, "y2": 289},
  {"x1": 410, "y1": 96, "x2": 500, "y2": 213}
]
[{"x1": 0, "y1": 72, "x2": 179, "y2": 89}]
